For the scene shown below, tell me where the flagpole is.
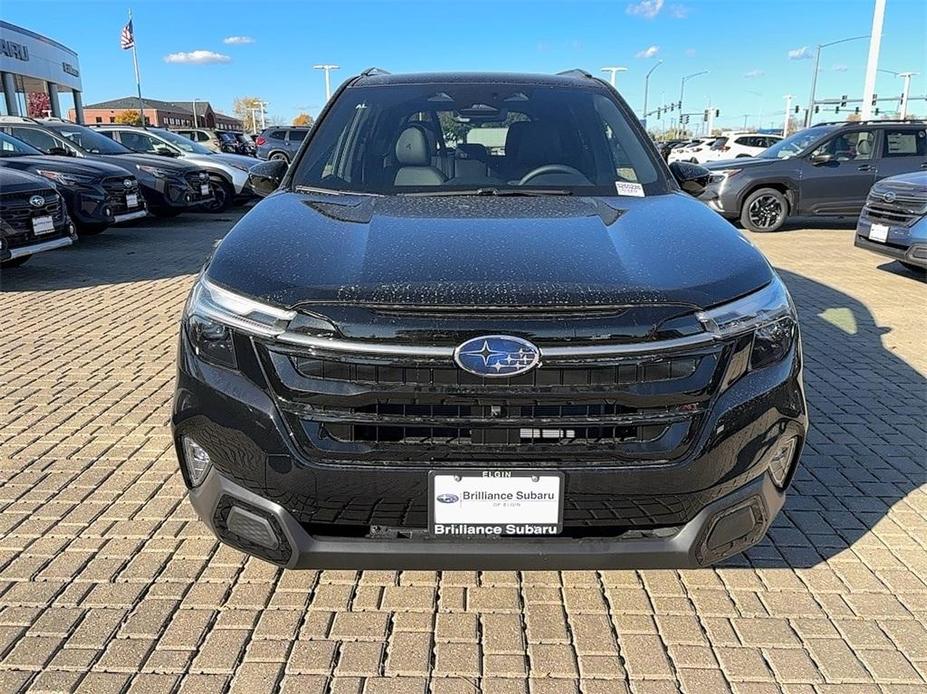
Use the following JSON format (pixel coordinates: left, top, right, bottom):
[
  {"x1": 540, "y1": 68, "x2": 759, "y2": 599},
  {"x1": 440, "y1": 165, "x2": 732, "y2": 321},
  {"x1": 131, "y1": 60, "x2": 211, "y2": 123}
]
[{"x1": 129, "y1": 10, "x2": 143, "y2": 124}]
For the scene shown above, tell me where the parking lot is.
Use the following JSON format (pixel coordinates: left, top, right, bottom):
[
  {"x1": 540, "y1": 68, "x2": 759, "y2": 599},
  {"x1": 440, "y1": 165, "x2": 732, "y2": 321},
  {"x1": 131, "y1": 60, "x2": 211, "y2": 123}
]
[{"x1": 1, "y1": 212, "x2": 925, "y2": 693}]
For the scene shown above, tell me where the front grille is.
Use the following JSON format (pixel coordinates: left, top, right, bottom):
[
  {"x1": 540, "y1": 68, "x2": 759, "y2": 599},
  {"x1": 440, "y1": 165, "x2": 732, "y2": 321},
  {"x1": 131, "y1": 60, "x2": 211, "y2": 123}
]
[
  {"x1": 0, "y1": 190, "x2": 67, "y2": 248},
  {"x1": 260, "y1": 343, "x2": 722, "y2": 465},
  {"x1": 863, "y1": 186, "x2": 927, "y2": 227},
  {"x1": 101, "y1": 176, "x2": 139, "y2": 214}
]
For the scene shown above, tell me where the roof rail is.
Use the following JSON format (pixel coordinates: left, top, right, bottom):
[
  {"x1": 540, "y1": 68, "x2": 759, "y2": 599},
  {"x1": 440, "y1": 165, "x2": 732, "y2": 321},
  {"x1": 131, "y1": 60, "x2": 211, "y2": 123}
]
[
  {"x1": 556, "y1": 68, "x2": 594, "y2": 79},
  {"x1": 360, "y1": 67, "x2": 391, "y2": 77},
  {"x1": 0, "y1": 114, "x2": 41, "y2": 124}
]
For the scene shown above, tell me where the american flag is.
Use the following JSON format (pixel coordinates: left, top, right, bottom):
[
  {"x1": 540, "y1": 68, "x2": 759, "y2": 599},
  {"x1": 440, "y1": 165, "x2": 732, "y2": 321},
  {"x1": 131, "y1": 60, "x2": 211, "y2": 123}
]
[{"x1": 120, "y1": 20, "x2": 135, "y2": 50}]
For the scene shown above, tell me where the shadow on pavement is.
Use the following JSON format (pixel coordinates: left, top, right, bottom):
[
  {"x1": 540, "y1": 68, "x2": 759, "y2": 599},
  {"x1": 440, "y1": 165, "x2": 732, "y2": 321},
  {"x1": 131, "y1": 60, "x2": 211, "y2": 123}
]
[
  {"x1": 876, "y1": 260, "x2": 927, "y2": 281},
  {"x1": 724, "y1": 269, "x2": 926, "y2": 569},
  {"x1": 0, "y1": 211, "x2": 241, "y2": 292}
]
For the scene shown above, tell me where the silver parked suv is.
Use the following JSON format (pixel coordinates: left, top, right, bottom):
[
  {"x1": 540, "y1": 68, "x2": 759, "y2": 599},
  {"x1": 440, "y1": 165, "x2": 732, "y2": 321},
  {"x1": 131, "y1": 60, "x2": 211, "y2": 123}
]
[
  {"x1": 94, "y1": 126, "x2": 256, "y2": 211},
  {"x1": 255, "y1": 127, "x2": 309, "y2": 162}
]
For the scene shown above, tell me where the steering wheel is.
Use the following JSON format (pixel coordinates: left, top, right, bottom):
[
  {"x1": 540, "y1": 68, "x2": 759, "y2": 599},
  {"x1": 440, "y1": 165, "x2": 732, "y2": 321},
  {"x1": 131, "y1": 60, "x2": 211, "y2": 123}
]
[{"x1": 518, "y1": 164, "x2": 587, "y2": 185}]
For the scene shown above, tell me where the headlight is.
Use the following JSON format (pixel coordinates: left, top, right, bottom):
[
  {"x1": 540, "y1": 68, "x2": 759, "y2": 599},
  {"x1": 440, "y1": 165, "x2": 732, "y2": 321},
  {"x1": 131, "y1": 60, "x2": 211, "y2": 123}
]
[
  {"x1": 35, "y1": 169, "x2": 97, "y2": 186},
  {"x1": 708, "y1": 168, "x2": 741, "y2": 184},
  {"x1": 698, "y1": 276, "x2": 797, "y2": 372},
  {"x1": 137, "y1": 164, "x2": 172, "y2": 178}
]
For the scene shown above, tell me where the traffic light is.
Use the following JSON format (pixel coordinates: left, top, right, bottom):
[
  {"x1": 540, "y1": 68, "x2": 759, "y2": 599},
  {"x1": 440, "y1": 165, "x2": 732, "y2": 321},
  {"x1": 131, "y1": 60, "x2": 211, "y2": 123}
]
[
  {"x1": 871, "y1": 93, "x2": 878, "y2": 106},
  {"x1": 835, "y1": 106, "x2": 840, "y2": 113},
  {"x1": 793, "y1": 105, "x2": 800, "y2": 114},
  {"x1": 703, "y1": 109, "x2": 709, "y2": 122},
  {"x1": 840, "y1": 95, "x2": 848, "y2": 107},
  {"x1": 874, "y1": 107, "x2": 880, "y2": 115},
  {"x1": 714, "y1": 109, "x2": 720, "y2": 117},
  {"x1": 854, "y1": 106, "x2": 860, "y2": 114},
  {"x1": 682, "y1": 114, "x2": 689, "y2": 125},
  {"x1": 814, "y1": 105, "x2": 820, "y2": 113}
]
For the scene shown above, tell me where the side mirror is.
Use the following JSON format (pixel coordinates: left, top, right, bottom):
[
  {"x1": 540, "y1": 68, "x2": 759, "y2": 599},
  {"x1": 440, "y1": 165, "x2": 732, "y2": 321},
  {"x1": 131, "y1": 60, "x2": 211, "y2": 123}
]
[
  {"x1": 669, "y1": 160, "x2": 711, "y2": 196},
  {"x1": 248, "y1": 159, "x2": 288, "y2": 197},
  {"x1": 810, "y1": 152, "x2": 833, "y2": 165},
  {"x1": 47, "y1": 146, "x2": 73, "y2": 157},
  {"x1": 155, "y1": 146, "x2": 178, "y2": 157}
]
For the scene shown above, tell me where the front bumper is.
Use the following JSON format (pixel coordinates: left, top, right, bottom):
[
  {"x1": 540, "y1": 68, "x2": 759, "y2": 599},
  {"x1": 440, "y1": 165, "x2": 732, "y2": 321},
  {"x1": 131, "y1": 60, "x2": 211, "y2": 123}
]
[
  {"x1": 62, "y1": 184, "x2": 148, "y2": 226},
  {"x1": 2, "y1": 225, "x2": 76, "y2": 261},
  {"x1": 143, "y1": 176, "x2": 213, "y2": 210},
  {"x1": 854, "y1": 216, "x2": 927, "y2": 269}
]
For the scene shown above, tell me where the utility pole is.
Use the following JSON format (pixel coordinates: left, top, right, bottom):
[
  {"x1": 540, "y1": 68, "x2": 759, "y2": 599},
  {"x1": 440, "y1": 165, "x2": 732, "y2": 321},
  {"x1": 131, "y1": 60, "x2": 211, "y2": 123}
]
[
  {"x1": 783, "y1": 94, "x2": 793, "y2": 136},
  {"x1": 805, "y1": 34, "x2": 870, "y2": 126},
  {"x1": 898, "y1": 72, "x2": 916, "y2": 119},
  {"x1": 642, "y1": 60, "x2": 663, "y2": 123},
  {"x1": 680, "y1": 70, "x2": 709, "y2": 128},
  {"x1": 861, "y1": 0, "x2": 886, "y2": 120},
  {"x1": 313, "y1": 64, "x2": 340, "y2": 101},
  {"x1": 600, "y1": 66, "x2": 628, "y2": 88}
]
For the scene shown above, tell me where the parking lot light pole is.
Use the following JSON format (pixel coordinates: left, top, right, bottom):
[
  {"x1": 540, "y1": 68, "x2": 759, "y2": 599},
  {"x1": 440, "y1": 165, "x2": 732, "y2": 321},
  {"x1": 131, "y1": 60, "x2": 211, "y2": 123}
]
[
  {"x1": 600, "y1": 66, "x2": 628, "y2": 88},
  {"x1": 313, "y1": 64, "x2": 340, "y2": 102},
  {"x1": 805, "y1": 34, "x2": 870, "y2": 126},
  {"x1": 881, "y1": 69, "x2": 919, "y2": 119},
  {"x1": 642, "y1": 60, "x2": 663, "y2": 121},
  {"x1": 679, "y1": 71, "x2": 708, "y2": 134}
]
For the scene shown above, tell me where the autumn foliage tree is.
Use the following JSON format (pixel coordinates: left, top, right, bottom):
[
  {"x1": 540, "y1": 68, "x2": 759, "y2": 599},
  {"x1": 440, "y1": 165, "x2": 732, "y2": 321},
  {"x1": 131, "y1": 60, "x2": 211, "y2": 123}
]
[
  {"x1": 292, "y1": 113, "x2": 314, "y2": 127},
  {"x1": 26, "y1": 92, "x2": 51, "y2": 118},
  {"x1": 115, "y1": 110, "x2": 143, "y2": 125}
]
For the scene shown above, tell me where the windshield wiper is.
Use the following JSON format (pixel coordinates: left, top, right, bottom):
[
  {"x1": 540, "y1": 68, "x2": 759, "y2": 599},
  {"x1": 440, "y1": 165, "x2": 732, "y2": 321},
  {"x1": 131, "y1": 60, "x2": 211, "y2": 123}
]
[
  {"x1": 294, "y1": 185, "x2": 382, "y2": 197},
  {"x1": 400, "y1": 188, "x2": 573, "y2": 197}
]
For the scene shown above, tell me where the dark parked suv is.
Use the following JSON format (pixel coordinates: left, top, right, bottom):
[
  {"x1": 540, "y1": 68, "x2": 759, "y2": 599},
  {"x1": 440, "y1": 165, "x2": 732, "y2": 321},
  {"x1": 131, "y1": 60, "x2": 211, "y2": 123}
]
[
  {"x1": 174, "y1": 70, "x2": 807, "y2": 569},
  {"x1": 701, "y1": 120, "x2": 927, "y2": 232},
  {"x1": 255, "y1": 127, "x2": 309, "y2": 162},
  {"x1": 1, "y1": 168, "x2": 75, "y2": 267}
]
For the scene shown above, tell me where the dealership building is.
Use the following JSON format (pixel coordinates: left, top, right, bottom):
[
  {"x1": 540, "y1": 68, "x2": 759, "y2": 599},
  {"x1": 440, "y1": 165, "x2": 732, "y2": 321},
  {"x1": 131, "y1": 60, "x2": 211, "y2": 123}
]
[{"x1": 0, "y1": 21, "x2": 84, "y2": 122}]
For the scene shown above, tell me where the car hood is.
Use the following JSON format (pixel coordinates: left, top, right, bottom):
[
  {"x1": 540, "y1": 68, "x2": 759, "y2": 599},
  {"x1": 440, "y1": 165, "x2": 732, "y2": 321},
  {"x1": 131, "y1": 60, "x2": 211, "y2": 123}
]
[
  {"x1": 210, "y1": 152, "x2": 258, "y2": 168},
  {"x1": 703, "y1": 156, "x2": 782, "y2": 171},
  {"x1": 206, "y1": 191, "x2": 773, "y2": 310},
  {"x1": 0, "y1": 167, "x2": 58, "y2": 193},
  {"x1": 1, "y1": 154, "x2": 136, "y2": 178},
  {"x1": 874, "y1": 171, "x2": 927, "y2": 188},
  {"x1": 94, "y1": 152, "x2": 200, "y2": 172}
]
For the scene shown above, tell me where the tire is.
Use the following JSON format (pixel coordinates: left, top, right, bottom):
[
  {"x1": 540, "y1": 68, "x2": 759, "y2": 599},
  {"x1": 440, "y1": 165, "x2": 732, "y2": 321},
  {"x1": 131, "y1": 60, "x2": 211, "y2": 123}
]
[
  {"x1": 201, "y1": 178, "x2": 235, "y2": 213},
  {"x1": 270, "y1": 152, "x2": 289, "y2": 163},
  {"x1": 740, "y1": 187, "x2": 789, "y2": 233},
  {"x1": 150, "y1": 207, "x2": 184, "y2": 218},
  {"x1": 1, "y1": 255, "x2": 31, "y2": 268},
  {"x1": 75, "y1": 222, "x2": 108, "y2": 236}
]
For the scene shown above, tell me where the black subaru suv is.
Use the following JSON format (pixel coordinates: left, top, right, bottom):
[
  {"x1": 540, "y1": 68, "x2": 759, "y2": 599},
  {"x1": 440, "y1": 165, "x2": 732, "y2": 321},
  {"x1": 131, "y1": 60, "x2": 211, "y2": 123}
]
[
  {"x1": 0, "y1": 130, "x2": 147, "y2": 235},
  {"x1": 1, "y1": 168, "x2": 75, "y2": 267},
  {"x1": 0, "y1": 117, "x2": 212, "y2": 217},
  {"x1": 701, "y1": 120, "x2": 927, "y2": 232},
  {"x1": 173, "y1": 70, "x2": 807, "y2": 569}
]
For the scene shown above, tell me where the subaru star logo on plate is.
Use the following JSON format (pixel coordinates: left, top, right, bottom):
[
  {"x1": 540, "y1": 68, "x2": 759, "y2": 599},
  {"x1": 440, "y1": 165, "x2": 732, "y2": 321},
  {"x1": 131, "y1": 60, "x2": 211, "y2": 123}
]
[
  {"x1": 436, "y1": 493, "x2": 459, "y2": 504},
  {"x1": 454, "y1": 335, "x2": 541, "y2": 377},
  {"x1": 28, "y1": 195, "x2": 45, "y2": 208}
]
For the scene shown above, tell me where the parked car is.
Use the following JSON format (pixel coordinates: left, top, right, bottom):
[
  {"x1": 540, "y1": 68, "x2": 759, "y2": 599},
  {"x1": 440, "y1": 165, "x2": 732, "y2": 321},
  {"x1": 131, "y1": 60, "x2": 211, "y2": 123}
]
[
  {"x1": 232, "y1": 132, "x2": 257, "y2": 156},
  {"x1": 254, "y1": 127, "x2": 309, "y2": 162},
  {"x1": 657, "y1": 138, "x2": 691, "y2": 161},
  {"x1": 174, "y1": 69, "x2": 807, "y2": 570},
  {"x1": 174, "y1": 128, "x2": 224, "y2": 153},
  {"x1": 854, "y1": 171, "x2": 927, "y2": 273},
  {"x1": 701, "y1": 120, "x2": 927, "y2": 232},
  {"x1": 0, "y1": 130, "x2": 146, "y2": 235},
  {"x1": 0, "y1": 117, "x2": 213, "y2": 217},
  {"x1": 94, "y1": 125, "x2": 255, "y2": 212},
  {"x1": 698, "y1": 133, "x2": 783, "y2": 163},
  {"x1": 0, "y1": 167, "x2": 76, "y2": 267},
  {"x1": 667, "y1": 137, "x2": 719, "y2": 163}
]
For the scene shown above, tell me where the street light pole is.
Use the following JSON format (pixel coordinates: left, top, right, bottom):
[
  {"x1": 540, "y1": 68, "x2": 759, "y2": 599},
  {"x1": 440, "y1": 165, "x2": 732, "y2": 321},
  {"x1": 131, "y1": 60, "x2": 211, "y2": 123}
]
[
  {"x1": 805, "y1": 34, "x2": 870, "y2": 126},
  {"x1": 600, "y1": 66, "x2": 628, "y2": 88},
  {"x1": 861, "y1": 0, "x2": 886, "y2": 120},
  {"x1": 642, "y1": 60, "x2": 663, "y2": 119},
  {"x1": 192, "y1": 98, "x2": 200, "y2": 127},
  {"x1": 313, "y1": 64, "x2": 340, "y2": 101},
  {"x1": 679, "y1": 70, "x2": 708, "y2": 135},
  {"x1": 898, "y1": 72, "x2": 916, "y2": 119}
]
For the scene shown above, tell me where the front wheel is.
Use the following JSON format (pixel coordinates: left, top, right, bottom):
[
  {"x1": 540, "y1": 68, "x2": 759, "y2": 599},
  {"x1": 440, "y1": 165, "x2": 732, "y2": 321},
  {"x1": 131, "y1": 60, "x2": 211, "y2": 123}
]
[
  {"x1": 740, "y1": 188, "x2": 788, "y2": 232},
  {"x1": 270, "y1": 152, "x2": 289, "y2": 163},
  {"x1": 201, "y1": 179, "x2": 235, "y2": 213}
]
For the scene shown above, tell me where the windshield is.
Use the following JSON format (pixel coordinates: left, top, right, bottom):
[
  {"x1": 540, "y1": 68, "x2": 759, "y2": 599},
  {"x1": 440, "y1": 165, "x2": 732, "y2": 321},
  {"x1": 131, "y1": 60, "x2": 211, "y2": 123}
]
[
  {"x1": 0, "y1": 131, "x2": 43, "y2": 157},
  {"x1": 291, "y1": 81, "x2": 665, "y2": 196},
  {"x1": 758, "y1": 126, "x2": 837, "y2": 159},
  {"x1": 152, "y1": 128, "x2": 214, "y2": 154},
  {"x1": 48, "y1": 124, "x2": 133, "y2": 155}
]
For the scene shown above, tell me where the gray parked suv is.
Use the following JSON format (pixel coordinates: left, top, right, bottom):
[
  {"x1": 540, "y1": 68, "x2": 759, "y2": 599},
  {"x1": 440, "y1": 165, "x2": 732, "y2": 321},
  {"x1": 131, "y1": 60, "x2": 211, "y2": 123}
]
[{"x1": 255, "y1": 127, "x2": 309, "y2": 162}]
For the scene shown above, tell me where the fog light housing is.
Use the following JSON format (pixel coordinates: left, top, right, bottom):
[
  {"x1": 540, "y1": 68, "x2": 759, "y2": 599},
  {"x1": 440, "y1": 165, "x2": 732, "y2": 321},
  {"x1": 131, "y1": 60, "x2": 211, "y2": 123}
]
[
  {"x1": 768, "y1": 436, "x2": 798, "y2": 488},
  {"x1": 181, "y1": 436, "x2": 212, "y2": 487}
]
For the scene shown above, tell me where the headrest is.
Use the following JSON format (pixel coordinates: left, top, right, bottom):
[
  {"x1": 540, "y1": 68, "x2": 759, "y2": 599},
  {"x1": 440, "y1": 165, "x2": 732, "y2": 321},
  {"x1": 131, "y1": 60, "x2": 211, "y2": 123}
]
[
  {"x1": 514, "y1": 121, "x2": 564, "y2": 167},
  {"x1": 395, "y1": 126, "x2": 432, "y2": 166},
  {"x1": 456, "y1": 143, "x2": 488, "y2": 160},
  {"x1": 504, "y1": 120, "x2": 530, "y2": 158}
]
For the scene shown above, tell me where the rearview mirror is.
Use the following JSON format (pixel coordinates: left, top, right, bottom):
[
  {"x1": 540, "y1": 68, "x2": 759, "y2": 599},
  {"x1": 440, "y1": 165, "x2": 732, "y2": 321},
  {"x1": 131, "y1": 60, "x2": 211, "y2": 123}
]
[
  {"x1": 668, "y1": 160, "x2": 711, "y2": 196},
  {"x1": 249, "y1": 159, "x2": 288, "y2": 197}
]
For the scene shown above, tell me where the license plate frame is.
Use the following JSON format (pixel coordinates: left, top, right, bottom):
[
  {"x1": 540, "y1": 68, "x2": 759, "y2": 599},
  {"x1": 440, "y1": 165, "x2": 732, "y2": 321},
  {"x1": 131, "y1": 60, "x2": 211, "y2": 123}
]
[
  {"x1": 869, "y1": 222, "x2": 890, "y2": 243},
  {"x1": 428, "y1": 470, "x2": 564, "y2": 537},
  {"x1": 200, "y1": 183, "x2": 210, "y2": 196},
  {"x1": 32, "y1": 215, "x2": 55, "y2": 235},
  {"x1": 126, "y1": 193, "x2": 139, "y2": 208}
]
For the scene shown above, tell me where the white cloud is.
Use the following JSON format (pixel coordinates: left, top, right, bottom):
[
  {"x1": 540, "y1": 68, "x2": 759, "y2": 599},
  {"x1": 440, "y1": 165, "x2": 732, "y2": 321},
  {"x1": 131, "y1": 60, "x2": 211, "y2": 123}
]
[
  {"x1": 635, "y1": 45, "x2": 660, "y2": 59},
  {"x1": 788, "y1": 46, "x2": 813, "y2": 61},
  {"x1": 744, "y1": 69, "x2": 765, "y2": 79},
  {"x1": 223, "y1": 36, "x2": 255, "y2": 45},
  {"x1": 832, "y1": 63, "x2": 849, "y2": 72},
  {"x1": 163, "y1": 50, "x2": 231, "y2": 65},
  {"x1": 626, "y1": 0, "x2": 664, "y2": 19},
  {"x1": 668, "y1": 4, "x2": 689, "y2": 18}
]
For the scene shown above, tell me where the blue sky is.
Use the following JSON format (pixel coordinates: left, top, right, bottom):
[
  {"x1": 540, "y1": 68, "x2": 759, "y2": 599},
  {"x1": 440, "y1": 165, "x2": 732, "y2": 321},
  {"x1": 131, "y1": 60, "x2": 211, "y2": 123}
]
[{"x1": 6, "y1": 0, "x2": 926, "y2": 129}]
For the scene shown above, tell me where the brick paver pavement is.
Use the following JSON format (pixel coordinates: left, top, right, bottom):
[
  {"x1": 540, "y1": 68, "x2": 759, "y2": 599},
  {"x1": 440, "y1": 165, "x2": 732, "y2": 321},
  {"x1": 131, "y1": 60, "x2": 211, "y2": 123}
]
[{"x1": 1, "y1": 212, "x2": 925, "y2": 693}]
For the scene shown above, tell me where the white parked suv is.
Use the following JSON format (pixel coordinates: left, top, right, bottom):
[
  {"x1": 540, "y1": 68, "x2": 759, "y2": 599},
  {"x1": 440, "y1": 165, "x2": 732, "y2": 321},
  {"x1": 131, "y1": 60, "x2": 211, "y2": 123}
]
[
  {"x1": 699, "y1": 133, "x2": 782, "y2": 163},
  {"x1": 667, "y1": 137, "x2": 719, "y2": 163},
  {"x1": 93, "y1": 126, "x2": 256, "y2": 211}
]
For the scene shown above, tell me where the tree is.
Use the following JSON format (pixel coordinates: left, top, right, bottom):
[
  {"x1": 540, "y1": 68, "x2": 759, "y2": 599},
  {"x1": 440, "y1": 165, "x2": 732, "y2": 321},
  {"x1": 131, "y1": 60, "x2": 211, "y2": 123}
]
[
  {"x1": 115, "y1": 110, "x2": 143, "y2": 125},
  {"x1": 26, "y1": 92, "x2": 51, "y2": 118},
  {"x1": 233, "y1": 97, "x2": 265, "y2": 131},
  {"x1": 292, "y1": 113, "x2": 314, "y2": 127}
]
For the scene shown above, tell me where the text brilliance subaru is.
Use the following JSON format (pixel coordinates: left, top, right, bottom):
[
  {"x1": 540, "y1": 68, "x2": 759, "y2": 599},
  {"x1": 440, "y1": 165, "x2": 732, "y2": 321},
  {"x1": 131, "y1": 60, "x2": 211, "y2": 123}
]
[{"x1": 173, "y1": 70, "x2": 807, "y2": 569}]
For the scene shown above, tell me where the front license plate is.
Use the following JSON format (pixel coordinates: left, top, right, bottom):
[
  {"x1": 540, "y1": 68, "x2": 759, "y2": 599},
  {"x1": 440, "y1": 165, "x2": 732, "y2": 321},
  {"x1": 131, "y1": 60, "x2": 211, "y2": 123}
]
[
  {"x1": 869, "y1": 223, "x2": 890, "y2": 243},
  {"x1": 126, "y1": 193, "x2": 139, "y2": 208},
  {"x1": 32, "y1": 215, "x2": 55, "y2": 235},
  {"x1": 429, "y1": 470, "x2": 564, "y2": 537},
  {"x1": 200, "y1": 183, "x2": 210, "y2": 196}
]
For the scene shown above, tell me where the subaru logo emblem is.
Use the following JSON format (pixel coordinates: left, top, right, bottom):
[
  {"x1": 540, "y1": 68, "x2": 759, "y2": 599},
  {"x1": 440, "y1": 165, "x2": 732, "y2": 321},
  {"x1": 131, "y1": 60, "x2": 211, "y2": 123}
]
[
  {"x1": 882, "y1": 191, "x2": 896, "y2": 203},
  {"x1": 454, "y1": 335, "x2": 541, "y2": 378},
  {"x1": 28, "y1": 195, "x2": 45, "y2": 208},
  {"x1": 199, "y1": 172, "x2": 208, "y2": 181},
  {"x1": 123, "y1": 178, "x2": 134, "y2": 189},
  {"x1": 436, "y1": 494, "x2": 459, "y2": 504}
]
